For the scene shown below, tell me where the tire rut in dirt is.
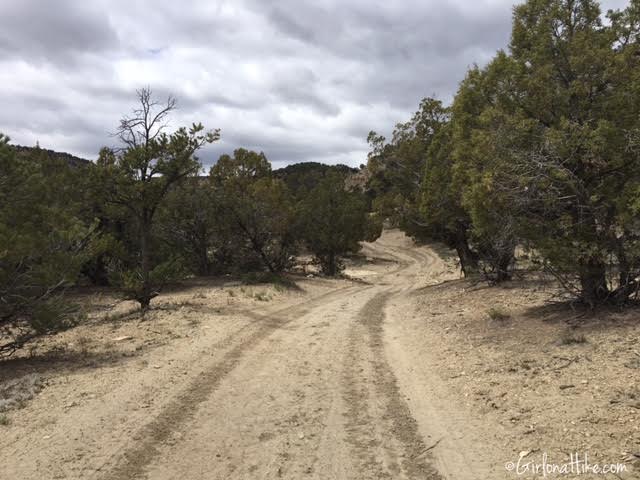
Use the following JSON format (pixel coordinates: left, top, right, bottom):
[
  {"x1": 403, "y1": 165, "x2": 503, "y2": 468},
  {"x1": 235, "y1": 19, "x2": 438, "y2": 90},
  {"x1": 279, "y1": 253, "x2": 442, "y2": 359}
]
[
  {"x1": 100, "y1": 284, "x2": 363, "y2": 480},
  {"x1": 343, "y1": 291, "x2": 443, "y2": 480}
]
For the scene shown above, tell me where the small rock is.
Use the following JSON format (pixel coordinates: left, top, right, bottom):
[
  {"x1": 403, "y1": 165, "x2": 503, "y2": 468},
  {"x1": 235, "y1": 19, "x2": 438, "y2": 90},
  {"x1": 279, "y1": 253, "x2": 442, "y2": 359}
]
[{"x1": 113, "y1": 336, "x2": 133, "y2": 342}]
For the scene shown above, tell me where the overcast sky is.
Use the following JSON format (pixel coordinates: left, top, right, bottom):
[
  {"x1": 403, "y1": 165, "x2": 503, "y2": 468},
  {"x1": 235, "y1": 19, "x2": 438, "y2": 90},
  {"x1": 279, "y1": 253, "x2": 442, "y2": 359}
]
[{"x1": 0, "y1": 0, "x2": 630, "y2": 169}]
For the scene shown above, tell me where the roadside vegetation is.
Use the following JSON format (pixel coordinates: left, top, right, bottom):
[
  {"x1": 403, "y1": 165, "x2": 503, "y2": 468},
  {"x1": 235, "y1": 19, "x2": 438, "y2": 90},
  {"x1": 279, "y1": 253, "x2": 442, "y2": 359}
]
[
  {"x1": 0, "y1": 90, "x2": 380, "y2": 355},
  {"x1": 367, "y1": 0, "x2": 640, "y2": 306}
]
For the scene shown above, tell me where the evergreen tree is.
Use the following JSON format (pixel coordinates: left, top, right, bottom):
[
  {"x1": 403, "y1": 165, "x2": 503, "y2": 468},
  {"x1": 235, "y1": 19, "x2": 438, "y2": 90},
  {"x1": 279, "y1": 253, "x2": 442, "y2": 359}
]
[
  {"x1": 210, "y1": 149, "x2": 298, "y2": 273},
  {"x1": 300, "y1": 171, "x2": 382, "y2": 275},
  {"x1": 490, "y1": 0, "x2": 640, "y2": 303},
  {"x1": 95, "y1": 88, "x2": 219, "y2": 310},
  {"x1": 0, "y1": 135, "x2": 98, "y2": 354}
]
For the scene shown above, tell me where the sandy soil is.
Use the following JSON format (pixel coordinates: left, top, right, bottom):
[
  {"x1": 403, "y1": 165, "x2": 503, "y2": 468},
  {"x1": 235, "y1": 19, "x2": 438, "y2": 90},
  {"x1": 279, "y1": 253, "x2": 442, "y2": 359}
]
[{"x1": 0, "y1": 230, "x2": 638, "y2": 479}]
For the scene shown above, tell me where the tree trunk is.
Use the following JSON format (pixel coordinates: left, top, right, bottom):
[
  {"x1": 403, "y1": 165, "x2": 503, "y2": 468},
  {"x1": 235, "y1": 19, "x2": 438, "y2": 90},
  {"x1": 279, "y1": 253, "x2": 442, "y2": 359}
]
[
  {"x1": 140, "y1": 217, "x2": 152, "y2": 310},
  {"x1": 324, "y1": 252, "x2": 337, "y2": 276},
  {"x1": 495, "y1": 253, "x2": 513, "y2": 283},
  {"x1": 196, "y1": 240, "x2": 210, "y2": 276},
  {"x1": 139, "y1": 295, "x2": 151, "y2": 311},
  {"x1": 82, "y1": 254, "x2": 111, "y2": 286},
  {"x1": 616, "y1": 236, "x2": 633, "y2": 302},
  {"x1": 579, "y1": 259, "x2": 609, "y2": 307},
  {"x1": 453, "y1": 228, "x2": 478, "y2": 277}
]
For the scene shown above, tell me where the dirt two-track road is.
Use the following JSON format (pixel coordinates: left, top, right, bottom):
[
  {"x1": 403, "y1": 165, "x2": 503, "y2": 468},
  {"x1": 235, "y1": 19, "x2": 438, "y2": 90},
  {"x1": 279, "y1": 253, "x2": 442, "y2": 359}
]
[{"x1": 1, "y1": 231, "x2": 514, "y2": 479}]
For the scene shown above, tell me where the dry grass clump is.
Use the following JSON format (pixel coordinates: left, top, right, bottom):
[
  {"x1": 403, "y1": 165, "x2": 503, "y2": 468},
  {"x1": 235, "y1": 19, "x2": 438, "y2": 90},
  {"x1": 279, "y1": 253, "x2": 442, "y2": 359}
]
[
  {"x1": 487, "y1": 306, "x2": 511, "y2": 322},
  {"x1": 0, "y1": 374, "x2": 44, "y2": 412}
]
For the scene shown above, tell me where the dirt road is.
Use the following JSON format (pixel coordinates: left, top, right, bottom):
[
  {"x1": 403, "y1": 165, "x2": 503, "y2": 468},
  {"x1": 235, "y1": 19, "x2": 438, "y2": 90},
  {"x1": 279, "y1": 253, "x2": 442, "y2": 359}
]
[
  {"x1": 104, "y1": 233, "x2": 449, "y2": 479},
  {"x1": 1, "y1": 231, "x2": 505, "y2": 479}
]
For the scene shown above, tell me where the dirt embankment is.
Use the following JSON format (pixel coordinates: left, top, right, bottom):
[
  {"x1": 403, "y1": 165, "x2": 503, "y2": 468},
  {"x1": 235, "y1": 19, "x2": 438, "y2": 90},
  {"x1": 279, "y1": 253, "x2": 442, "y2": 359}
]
[{"x1": 0, "y1": 230, "x2": 638, "y2": 479}]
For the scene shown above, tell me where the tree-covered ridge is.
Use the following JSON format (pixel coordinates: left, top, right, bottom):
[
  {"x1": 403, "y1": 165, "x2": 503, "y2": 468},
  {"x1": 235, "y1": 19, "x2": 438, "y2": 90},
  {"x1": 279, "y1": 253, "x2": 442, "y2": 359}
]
[
  {"x1": 12, "y1": 144, "x2": 91, "y2": 168},
  {"x1": 274, "y1": 162, "x2": 358, "y2": 198}
]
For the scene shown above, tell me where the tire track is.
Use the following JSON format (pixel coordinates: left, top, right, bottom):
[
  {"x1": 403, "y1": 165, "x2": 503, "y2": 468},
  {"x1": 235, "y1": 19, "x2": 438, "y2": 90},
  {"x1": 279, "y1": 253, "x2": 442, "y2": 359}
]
[
  {"x1": 98, "y1": 283, "x2": 365, "y2": 480},
  {"x1": 342, "y1": 290, "x2": 442, "y2": 480},
  {"x1": 99, "y1": 233, "x2": 441, "y2": 480}
]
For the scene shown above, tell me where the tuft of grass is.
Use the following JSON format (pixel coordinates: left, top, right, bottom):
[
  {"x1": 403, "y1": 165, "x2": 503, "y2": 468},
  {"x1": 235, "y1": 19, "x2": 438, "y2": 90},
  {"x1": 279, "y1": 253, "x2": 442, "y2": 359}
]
[
  {"x1": 227, "y1": 290, "x2": 236, "y2": 297},
  {"x1": 0, "y1": 414, "x2": 9, "y2": 426},
  {"x1": 253, "y1": 291, "x2": 271, "y2": 302},
  {"x1": 241, "y1": 272, "x2": 296, "y2": 289},
  {"x1": 559, "y1": 332, "x2": 587, "y2": 345},
  {"x1": 487, "y1": 307, "x2": 511, "y2": 322},
  {"x1": 76, "y1": 336, "x2": 92, "y2": 356}
]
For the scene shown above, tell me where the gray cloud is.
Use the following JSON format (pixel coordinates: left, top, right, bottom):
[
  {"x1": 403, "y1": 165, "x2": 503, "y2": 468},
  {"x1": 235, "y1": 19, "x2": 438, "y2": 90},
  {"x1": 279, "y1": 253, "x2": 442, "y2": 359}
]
[
  {"x1": 0, "y1": 0, "x2": 630, "y2": 166},
  {"x1": 0, "y1": 0, "x2": 119, "y2": 65}
]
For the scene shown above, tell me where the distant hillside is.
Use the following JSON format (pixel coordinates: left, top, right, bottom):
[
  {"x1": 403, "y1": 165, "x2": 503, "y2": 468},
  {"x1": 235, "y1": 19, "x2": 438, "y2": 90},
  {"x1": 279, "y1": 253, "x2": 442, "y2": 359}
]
[{"x1": 12, "y1": 145, "x2": 91, "y2": 168}]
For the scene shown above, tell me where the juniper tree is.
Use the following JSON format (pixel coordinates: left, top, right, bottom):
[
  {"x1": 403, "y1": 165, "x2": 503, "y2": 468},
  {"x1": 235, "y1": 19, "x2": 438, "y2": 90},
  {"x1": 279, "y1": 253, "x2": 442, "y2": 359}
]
[
  {"x1": 299, "y1": 171, "x2": 382, "y2": 275},
  {"x1": 488, "y1": 0, "x2": 640, "y2": 303},
  {"x1": 0, "y1": 135, "x2": 98, "y2": 354},
  {"x1": 210, "y1": 149, "x2": 297, "y2": 273}
]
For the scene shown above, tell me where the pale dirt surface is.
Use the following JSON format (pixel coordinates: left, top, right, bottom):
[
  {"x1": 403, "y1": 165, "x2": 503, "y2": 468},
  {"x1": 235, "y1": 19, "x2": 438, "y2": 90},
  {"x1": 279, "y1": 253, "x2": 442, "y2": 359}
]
[
  {"x1": 394, "y1": 276, "x2": 640, "y2": 479},
  {"x1": 0, "y1": 230, "x2": 638, "y2": 479}
]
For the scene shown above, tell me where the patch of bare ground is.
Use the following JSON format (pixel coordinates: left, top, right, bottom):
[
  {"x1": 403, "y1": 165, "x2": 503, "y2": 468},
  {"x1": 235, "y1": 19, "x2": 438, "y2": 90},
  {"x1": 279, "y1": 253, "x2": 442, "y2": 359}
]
[
  {"x1": 389, "y1": 272, "x2": 640, "y2": 478},
  {"x1": 3, "y1": 230, "x2": 638, "y2": 480},
  {"x1": 0, "y1": 274, "x2": 353, "y2": 479}
]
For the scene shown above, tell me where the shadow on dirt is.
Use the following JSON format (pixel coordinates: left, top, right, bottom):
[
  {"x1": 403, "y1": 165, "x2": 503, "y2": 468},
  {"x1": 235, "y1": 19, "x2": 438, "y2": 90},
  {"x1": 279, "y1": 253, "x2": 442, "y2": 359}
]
[
  {"x1": 522, "y1": 300, "x2": 640, "y2": 329},
  {"x1": 0, "y1": 347, "x2": 145, "y2": 383}
]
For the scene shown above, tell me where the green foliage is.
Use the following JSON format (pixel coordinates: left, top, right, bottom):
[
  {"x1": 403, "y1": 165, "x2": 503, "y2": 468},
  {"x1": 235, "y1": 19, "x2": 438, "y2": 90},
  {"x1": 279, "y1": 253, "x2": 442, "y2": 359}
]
[
  {"x1": 0, "y1": 135, "x2": 97, "y2": 354},
  {"x1": 210, "y1": 149, "x2": 298, "y2": 273},
  {"x1": 240, "y1": 271, "x2": 296, "y2": 289},
  {"x1": 371, "y1": 0, "x2": 640, "y2": 302},
  {"x1": 299, "y1": 171, "x2": 381, "y2": 275},
  {"x1": 420, "y1": 119, "x2": 480, "y2": 275},
  {"x1": 484, "y1": 0, "x2": 640, "y2": 303},
  {"x1": 449, "y1": 58, "x2": 519, "y2": 282},
  {"x1": 94, "y1": 88, "x2": 219, "y2": 310},
  {"x1": 367, "y1": 97, "x2": 449, "y2": 237},
  {"x1": 156, "y1": 178, "x2": 222, "y2": 276},
  {"x1": 109, "y1": 257, "x2": 187, "y2": 306}
]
